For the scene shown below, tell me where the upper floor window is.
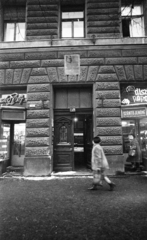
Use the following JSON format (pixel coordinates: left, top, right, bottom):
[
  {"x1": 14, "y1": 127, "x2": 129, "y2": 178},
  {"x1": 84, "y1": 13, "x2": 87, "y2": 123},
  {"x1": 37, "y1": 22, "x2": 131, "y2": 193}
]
[
  {"x1": 61, "y1": 5, "x2": 84, "y2": 38},
  {"x1": 121, "y1": 2, "x2": 144, "y2": 37},
  {"x1": 4, "y1": 22, "x2": 25, "y2": 41}
]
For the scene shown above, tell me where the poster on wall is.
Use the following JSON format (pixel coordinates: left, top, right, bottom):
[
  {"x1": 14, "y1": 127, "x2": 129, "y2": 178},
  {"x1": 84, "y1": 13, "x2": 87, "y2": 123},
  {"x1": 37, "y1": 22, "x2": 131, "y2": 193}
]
[
  {"x1": 64, "y1": 55, "x2": 80, "y2": 75},
  {"x1": 121, "y1": 85, "x2": 147, "y2": 105}
]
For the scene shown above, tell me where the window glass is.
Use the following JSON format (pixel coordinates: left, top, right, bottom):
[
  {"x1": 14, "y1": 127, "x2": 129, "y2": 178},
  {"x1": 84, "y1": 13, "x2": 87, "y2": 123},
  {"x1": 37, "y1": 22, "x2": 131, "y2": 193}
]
[
  {"x1": 74, "y1": 21, "x2": 84, "y2": 37},
  {"x1": 122, "y1": 120, "x2": 136, "y2": 153},
  {"x1": 60, "y1": 125, "x2": 67, "y2": 143},
  {"x1": 16, "y1": 23, "x2": 25, "y2": 41},
  {"x1": 62, "y1": 12, "x2": 84, "y2": 19},
  {"x1": 121, "y1": 6, "x2": 142, "y2": 16},
  {"x1": 130, "y1": 17, "x2": 144, "y2": 37},
  {"x1": 62, "y1": 22, "x2": 72, "y2": 37},
  {"x1": 4, "y1": 23, "x2": 15, "y2": 41}
]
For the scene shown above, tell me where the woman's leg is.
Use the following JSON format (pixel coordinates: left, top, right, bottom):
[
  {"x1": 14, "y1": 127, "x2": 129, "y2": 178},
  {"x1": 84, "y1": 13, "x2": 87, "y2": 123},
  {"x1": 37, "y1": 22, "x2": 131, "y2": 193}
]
[{"x1": 102, "y1": 170, "x2": 116, "y2": 191}]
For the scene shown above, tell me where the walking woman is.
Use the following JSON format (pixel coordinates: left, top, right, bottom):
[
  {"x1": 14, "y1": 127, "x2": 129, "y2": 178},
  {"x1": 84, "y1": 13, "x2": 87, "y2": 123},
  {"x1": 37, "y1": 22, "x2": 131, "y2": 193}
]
[
  {"x1": 88, "y1": 136, "x2": 116, "y2": 191},
  {"x1": 128, "y1": 134, "x2": 141, "y2": 171}
]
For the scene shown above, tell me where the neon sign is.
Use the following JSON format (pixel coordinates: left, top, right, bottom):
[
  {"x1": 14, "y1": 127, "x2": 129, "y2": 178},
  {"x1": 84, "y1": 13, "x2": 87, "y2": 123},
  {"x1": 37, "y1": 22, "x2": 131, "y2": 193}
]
[{"x1": 121, "y1": 86, "x2": 147, "y2": 105}]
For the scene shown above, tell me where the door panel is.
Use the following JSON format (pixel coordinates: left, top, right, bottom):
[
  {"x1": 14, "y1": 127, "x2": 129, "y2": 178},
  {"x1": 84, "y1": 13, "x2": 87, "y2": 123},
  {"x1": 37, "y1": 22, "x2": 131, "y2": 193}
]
[
  {"x1": 84, "y1": 116, "x2": 93, "y2": 169},
  {"x1": 54, "y1": 115, "x2": 74, "y2": 171}
]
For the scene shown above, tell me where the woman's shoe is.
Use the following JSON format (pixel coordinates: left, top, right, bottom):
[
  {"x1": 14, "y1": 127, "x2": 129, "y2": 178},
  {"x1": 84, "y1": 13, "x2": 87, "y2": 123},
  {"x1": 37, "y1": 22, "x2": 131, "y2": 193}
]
[{"x1": 109, "y1": 182, "x2": 116, "y2": 191}]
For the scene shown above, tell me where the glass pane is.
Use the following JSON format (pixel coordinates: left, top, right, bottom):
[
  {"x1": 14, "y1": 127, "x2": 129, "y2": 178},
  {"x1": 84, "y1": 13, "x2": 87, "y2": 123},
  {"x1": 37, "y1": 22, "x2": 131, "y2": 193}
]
[
  {"x1": 13, "y1": 123, "x2": 25, "y2": 156},
  {"x1": 121, "y1": 6, "x2": 142, "y2": 16},
  {"x1": 0, "y1": 124, "x2": 10, "y2": 160},
  {"x1": 16, "y1": 23, "x2": 25, "y2": 41},
  {"x1": 140, "y1": 118, "x2": 147, "y2": 151},
  {"x1": 4, "y1": 23, "x2": 15, "y2": 41},
  {"x1": 74, "y1": 21, "x2": 84, "y2": 37},
  {"x1": 60, "y1": 125, "x2": 67, "y2": 143},
  {"x1": 62, "y1": 22, "x2": 72, "y2": 37},
  {"x1": 122, "y1": 120, "x2": 136, "y2": 153},
  {"x1": 62, "y1": 12, "x2": 83, "y2": 19},
  {"x1": 130, "y1": 17, "x2": 144, "y2": 37}
]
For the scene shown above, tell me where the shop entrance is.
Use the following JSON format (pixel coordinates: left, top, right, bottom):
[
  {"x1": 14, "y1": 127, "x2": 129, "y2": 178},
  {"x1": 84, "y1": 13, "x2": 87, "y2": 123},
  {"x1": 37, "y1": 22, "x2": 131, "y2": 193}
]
[{"x1": 0, "y1": 122, "x2": 25, "y2": 167}]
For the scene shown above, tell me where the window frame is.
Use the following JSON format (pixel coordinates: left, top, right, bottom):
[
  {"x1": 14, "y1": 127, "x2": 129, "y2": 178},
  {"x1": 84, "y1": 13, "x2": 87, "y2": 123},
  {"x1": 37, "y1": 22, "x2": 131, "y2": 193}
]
[
  {"x1": 121, "y1": 2, "x2": 145, "y2": 37},
  {"x1": 61, "y1": 5, "x2": 85, "y2": 39},
  {"x1": 4, "y1": 21, "x2": 26, "y2": 42}
]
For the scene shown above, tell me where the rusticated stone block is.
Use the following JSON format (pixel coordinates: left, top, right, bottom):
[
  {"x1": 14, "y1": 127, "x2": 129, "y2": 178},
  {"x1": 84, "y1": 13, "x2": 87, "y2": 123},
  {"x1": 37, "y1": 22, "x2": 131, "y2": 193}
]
[
  {"x1": 47, "y1": 67, "x2": 58, "y2": 82},
  {"x1": 88, "y1": 26, "x2": 120, "y2": 34},
  {"x1": 103, "y1": 146, "x2": 123, "y2": 155},
  {"x1": 68, "y1": 75, "x2": 77, "y2": 82},
  {"x1": 138, "y1": 57, "x2": 147, "y2": 64},
  {"x1": 96, "y1": 73, "x2": 118, "y2": 81},
  {"x1": 10, "y1": 60, "x2": 40, "y2": 68},
  {"x1": 26, "y1": 128, "x2": 49, "y2": 137},
  {"x1": 100, "y1": 136, "x2": 122, "y2": 145},
  {"x1": 81, "y1": 58, "x2": 104, "y2": 66},
  {"x1": 27, "y1": 84, "x2": 50, "y2": 92},
  {"x1": 122, "y1": 49, "x2": 147, "y2": 57},
  {"x1": 28, "y1": 76, "x2": 49, "y2": 83},
  {"x1": 0, "y1": 62, "x2": 9, "y2": 69},
  {"x1": 87, "y1": 33, "x2": 120, "y2": 38},
  {"x1": 96, "y1": 126, "x2": 122, "y2": 135},
  {"x1": 115, "y1": 65, "x2": 127, "y2": 81},
  {"x1": 125, "y1": 65, "x2": 135, "y2": 80},
  {"x1": 27, "y1": 92, "x2": 50, "y2": 101},
  {"x1": 27, "y1": 11, "x2": 58, "y2": 18},
  {"x1": 27, "y1": 110, "x2": 49, "y2": 119},
  {"x1": 0, "y1": 70, "x2": 5, "y2": 84},
  {"x1": 26, "y1": 118, "x2": 50, "y2": 128},
  {"x1": 87, "y1": 66, "x2": 99, "y2": 81},
  {"x1": 27, "y1": 16, "x2": 58, "y2": 23},
  {"x1": 144, "y1": 65, "x2": 147, "y2": 80},
  {"x1": 6, "y1": 69, "x2": 13, "y2": 84},
  {"x1": 58, "y1": 51, "x2": 87, "y2": 59},
  {"x1": 31, "y1": 68, "x2": 47, "y2": 76},
  {"x1": 41, "y1": 59, "x2": 64, "y2": 67},
  {"x1": 96, "y1": 117, "x2": 121, "y2": 126},
  {"x1": 134, "y1": 65, "x2": 143, "y2": 80},
  {"x1": 27, "y1": 0, "x2": 59, "y2": 5},
  {"x1": 96, "y1": 90, "x2": 120, "y2": 99},
  {"x1": 25, "y1": 137, "x2": 49, "y2": 147},
  {"x1": 21, "y1": 68, "x2": 31, "y2": 84},
  {"x1": 87, "y1": 2, "x2": 119, "y2": 8},
  {"x1": 87, "y1": 20, "x2": 119, "y2": 27},
  {"x1": 106, "y1": 58, "x2": 137, "y2": 65},
  {"x1": 13, "y1": 69, "x2": 22, "y2": 84},
  {"x1": 25, "y1": 52, "x2": 57, "y2": 60},
  {"x1": 87, "y1": 14, "x2": 119, "y2": 21},
  {"x1": 78, "y1": 66, "x2": 88, "y2": 81},
  {"x1": 28, "y1": 5, "x2": 58, "y2": 11},
  {"x1": 96, "y1": 99, "x2": 121, "y2": 108},
  {"x1": 96, "y1": 82, "x2": 119, "y2": 90},
  {"x1": 0, "y1": 53, "x2": 24, "y2": 61},
  {"x1": 57, "y1": 67, "x2": 67, "y2": 82},
  {"x1": 99, "y1": 66, "x2": 115, "y2": 73},
  {"x1": 96, "y1": 108, "x2": 121, "y2": 117},
  {"x1": 27, "y1": 100, "x2": 50, "y2": 110},
  {"x1": 87, "y1": 8, "x2": 119, "y2": 15},
  {"x1": 27, "y1": 35, "x2": 58, "y2": 40},
  {"x1": 25, "y1": 147, "x2": 50, "y2": 157}
]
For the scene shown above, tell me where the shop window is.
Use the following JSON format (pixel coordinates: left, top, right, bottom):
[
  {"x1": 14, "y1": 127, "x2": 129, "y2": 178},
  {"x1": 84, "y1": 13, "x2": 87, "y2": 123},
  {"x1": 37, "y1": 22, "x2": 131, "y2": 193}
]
[
  {"x1": 121, "y1": 2, "x2": 144, "y2": 37},
  {"x1": 4, "y1": 22, "x2": 25, "y2": 41},
  {"x1": 122, "y1": 120, "x2": 136, "y2": 153},
  {"x1": 0, "y1": 124, "x2": 10, "y2": 161},
  {"x1": 61, "y1": 5, "x2": 84, "y2": 38}
]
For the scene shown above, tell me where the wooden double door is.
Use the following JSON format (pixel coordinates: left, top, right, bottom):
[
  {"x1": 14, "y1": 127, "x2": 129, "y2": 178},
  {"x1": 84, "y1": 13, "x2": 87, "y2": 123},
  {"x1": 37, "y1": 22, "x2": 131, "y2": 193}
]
[{"x1": 53, "y1": 110, "x2": 93, "y2": 172}]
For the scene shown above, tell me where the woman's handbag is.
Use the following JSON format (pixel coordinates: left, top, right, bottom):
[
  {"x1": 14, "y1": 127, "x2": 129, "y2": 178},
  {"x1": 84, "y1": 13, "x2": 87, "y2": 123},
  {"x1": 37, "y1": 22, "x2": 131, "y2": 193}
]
[{"x1": 129, "y1": 149, "x2": 136, "y2": 156}]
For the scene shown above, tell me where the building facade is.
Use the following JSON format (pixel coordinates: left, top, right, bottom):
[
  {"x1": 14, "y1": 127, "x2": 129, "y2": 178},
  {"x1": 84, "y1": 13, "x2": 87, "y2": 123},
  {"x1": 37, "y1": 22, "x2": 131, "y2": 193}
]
[{"x1": 0, "y1": 0, "x2": 147, "y2": 176}]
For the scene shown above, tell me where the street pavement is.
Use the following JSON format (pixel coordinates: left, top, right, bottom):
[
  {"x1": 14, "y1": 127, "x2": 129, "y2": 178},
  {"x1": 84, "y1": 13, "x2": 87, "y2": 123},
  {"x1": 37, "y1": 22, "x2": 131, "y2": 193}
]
[{"x1": 0, "y1": 174, "x2": 147, "y2": 240}]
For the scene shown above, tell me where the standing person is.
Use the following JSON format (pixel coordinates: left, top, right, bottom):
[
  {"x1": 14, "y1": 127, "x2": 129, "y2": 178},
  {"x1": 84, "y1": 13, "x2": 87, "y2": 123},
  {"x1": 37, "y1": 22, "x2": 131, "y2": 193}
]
[
  {"x1": 128, "y1": 134, "x2": 141, "y2": 171},
  {"x1": 88, "y1": 136, "x2": 116, "y2": 191}
]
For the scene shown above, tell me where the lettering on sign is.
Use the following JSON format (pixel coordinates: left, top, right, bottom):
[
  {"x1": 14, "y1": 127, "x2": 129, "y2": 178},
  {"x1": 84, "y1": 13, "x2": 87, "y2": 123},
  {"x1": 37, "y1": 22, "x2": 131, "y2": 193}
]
[
  {"x1": 121, "y1": 85, "x2": 147, "y2": 105},
  {"x1": 0, "y1": 93, "x2": 26, "y2": 106},
  {"x1": 122, "y1": 108, "x2": 146, "y2": 118}
]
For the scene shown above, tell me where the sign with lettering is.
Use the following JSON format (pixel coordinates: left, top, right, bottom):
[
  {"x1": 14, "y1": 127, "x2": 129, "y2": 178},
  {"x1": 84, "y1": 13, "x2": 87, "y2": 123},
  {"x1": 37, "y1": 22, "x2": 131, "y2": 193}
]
[
  {"x1": 121, "y1": 85, "x2": 147, "y2": 105},
  {"x1": 121, "y1": 107, "x2": 146, "y2": 118},
  {"x1": 64, "y1": 55, "x2": 80, "y2": 75},
  {"x1": 0, "y1": 93, "x2": 26, "y2": 106}
]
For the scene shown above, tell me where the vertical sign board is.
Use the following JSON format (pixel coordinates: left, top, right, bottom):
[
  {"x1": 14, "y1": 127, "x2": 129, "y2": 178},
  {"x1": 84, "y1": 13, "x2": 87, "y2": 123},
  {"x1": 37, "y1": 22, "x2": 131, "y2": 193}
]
[{"x1": 64, "y1": 55, "x2": 80, "y2": 75}]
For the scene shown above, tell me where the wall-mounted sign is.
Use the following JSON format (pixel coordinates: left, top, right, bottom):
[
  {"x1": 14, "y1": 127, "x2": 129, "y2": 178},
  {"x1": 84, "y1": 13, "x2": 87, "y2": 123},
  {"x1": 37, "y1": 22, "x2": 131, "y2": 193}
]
[
  {"x1": 64, "y1": 55, "x2": 80, "y2": 75},
  {"x1": 0, "y1": 93, "x2": 26, "y2": 106},
  {"x1": 121, "y1": 85, "x2": 147, "y2": 105},
  {"x1": 121, "y1": 107, "x2": 146, "y2": 118}
]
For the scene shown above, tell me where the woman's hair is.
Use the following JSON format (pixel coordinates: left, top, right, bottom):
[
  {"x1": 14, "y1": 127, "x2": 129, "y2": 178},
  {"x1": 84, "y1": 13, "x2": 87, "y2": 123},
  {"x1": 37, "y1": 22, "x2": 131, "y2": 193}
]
[{"x1": 93, "y1": 136, "x2": 101, "y2": 143}]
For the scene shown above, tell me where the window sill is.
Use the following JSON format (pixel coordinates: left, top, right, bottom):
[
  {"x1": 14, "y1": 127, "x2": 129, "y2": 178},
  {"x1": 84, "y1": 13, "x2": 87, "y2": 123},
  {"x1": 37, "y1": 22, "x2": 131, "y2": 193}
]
[{"x1": 0, "y1": 37, "x2": 147, "y2": 49}]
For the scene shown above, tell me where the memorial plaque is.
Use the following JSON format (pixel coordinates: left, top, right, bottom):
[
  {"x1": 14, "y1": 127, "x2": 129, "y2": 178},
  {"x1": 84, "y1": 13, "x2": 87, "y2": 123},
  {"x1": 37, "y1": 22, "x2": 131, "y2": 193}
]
[{"x1": 64, "y1": 55, "x2": 80, "y2": 75}]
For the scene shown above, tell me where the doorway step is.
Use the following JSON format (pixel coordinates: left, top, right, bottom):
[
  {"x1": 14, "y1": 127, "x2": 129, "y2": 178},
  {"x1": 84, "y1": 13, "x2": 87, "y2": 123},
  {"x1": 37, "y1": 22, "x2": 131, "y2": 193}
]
[{"x1": 3, "y1": 166, "x2": 24, "y2": 177}]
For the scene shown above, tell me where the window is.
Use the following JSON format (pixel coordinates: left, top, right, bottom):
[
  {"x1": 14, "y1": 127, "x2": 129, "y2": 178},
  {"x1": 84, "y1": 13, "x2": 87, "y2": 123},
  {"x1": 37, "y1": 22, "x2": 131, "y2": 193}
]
[
  {"x1": 61, "y1": 5, "x2": 84, "y2": 38},
  {"x1": 121, "y1": 2, "x2": 144, "y2": 37},
  {"x1": 4, "y1": 22, "x2": 25, "y2": 41}
]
